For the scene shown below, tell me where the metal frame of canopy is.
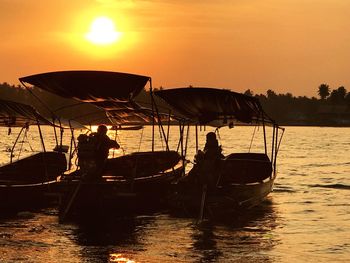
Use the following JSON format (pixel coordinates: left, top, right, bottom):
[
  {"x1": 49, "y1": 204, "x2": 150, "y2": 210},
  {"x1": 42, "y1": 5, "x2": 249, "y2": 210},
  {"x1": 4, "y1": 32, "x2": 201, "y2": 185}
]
[
  {"x1": 19, "y1": 70, "x2": 183, "y2": 170},
  {"x1": 0, "y1": 99, "x2": 55, "y2": 163},
  {"x1": 153, "y1": 87, "x2": 285, "y2": 177},
  {"x1": 19, "y1": 71, "x2": 150, "y2": 159},
  {"x1": 0, "y1": 99, "x2": 70, "y2": 211}
]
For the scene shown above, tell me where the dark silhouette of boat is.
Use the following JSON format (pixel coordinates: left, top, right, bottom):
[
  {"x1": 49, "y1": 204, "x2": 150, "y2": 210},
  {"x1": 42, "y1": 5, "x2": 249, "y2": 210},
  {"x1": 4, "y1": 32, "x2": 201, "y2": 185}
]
[
  {"x1": 110, "y1": 124, "x2": 143, "y2": 130},
  {"x1": 0, "y1": 99, "x2": 67, "y2": 210},
  {"x1": 19, "y1": 71, "x2": 184, "y2": 220},
  {"x1": 154, "y1": 87, "x2": 285, "y2": 220}
]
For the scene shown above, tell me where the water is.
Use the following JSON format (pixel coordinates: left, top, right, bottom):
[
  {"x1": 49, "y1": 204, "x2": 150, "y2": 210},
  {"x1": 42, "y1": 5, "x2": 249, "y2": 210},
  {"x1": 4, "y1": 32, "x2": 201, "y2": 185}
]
[{"x1": 0, "y1": 126, "x2": 349, "y2": 262}]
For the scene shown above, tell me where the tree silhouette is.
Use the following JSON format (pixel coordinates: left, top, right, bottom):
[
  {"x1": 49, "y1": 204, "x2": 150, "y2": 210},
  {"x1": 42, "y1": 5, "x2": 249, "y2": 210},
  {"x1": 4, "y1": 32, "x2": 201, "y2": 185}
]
[
  {"x1": 345, "y1": 93, "x2": 350, "y2": 106},
  {"x1": 266, "y1": 89, "x2": 277, "y2": 99},
  {"x1": 318, "y1": 83, "x2": 330, "y2": 100},
  {"x1": 337, "y1": 86, "x2": 347, "y2": 100},
  {"x1": 244, "y1": 89, "x2": 254, "y2": 97},
  {"x1": 328, "y1": 87, "x2": 347, "y2": 104}
]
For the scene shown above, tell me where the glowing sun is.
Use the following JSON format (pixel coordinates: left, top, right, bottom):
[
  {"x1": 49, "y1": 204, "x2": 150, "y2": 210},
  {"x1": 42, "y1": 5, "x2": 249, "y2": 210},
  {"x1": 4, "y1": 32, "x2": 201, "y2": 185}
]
[{"x1": 85, "y1": 17, "x2": 121, "y2": 45}]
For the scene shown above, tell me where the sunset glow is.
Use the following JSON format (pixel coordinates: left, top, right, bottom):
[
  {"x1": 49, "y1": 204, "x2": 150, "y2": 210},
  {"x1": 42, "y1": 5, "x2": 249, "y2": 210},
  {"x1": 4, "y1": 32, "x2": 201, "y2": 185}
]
[
  {"x1": 85, "y1": 17, "x2": 121, "y2": 45},
  {"x1": 1, "y1": 1, "x2": 350, "y2": 96}
]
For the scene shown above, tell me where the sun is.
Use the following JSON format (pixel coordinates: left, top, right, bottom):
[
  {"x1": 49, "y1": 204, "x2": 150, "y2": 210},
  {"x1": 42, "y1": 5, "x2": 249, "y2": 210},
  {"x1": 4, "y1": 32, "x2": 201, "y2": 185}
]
[{"x1": 85, "y1": 17, "x2": 121, "y2": 45}]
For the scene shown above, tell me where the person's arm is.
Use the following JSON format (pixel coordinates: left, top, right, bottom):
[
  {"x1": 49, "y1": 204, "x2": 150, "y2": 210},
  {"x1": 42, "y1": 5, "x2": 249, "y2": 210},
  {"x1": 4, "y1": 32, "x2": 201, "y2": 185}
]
[{"x1": 109, "y1": 139, "x2": 120, "y2": 149}]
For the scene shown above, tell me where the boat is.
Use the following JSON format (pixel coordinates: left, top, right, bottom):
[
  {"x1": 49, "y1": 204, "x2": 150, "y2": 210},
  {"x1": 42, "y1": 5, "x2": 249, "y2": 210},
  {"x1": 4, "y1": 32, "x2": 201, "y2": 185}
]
[
  {"x1": 154, "y1": 87, "x2": 285, "y2": 220},
  {"x1": 110, "y1": 124, "x2": 143, "y2": 130},
  {"x1": 0, "y1": 99, "x2": 67, "y2": 210},
  {"x1": 19, "y1": 71, "x2": 185, "y2": 220}
]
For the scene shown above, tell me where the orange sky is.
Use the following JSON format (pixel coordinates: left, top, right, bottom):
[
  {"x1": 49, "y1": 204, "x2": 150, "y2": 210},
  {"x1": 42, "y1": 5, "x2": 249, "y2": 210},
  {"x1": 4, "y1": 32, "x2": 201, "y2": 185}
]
[{"x1": 1, "y1": 0, "x2": 350, "y2": 97}]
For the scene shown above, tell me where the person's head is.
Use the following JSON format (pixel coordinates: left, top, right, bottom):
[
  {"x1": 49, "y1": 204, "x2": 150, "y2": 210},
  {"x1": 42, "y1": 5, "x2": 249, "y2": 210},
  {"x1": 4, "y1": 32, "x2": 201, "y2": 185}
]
[
  {"x1": 206, "y1": 132, "x2": 216, "y2": 142},
  {"x1": 97, "y1": 125, "x2": 108, "y2": 135}
]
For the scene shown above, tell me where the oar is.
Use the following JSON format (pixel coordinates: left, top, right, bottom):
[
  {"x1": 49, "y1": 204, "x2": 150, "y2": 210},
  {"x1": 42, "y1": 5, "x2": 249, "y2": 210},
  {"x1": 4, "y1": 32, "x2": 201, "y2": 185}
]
[
  {"x1": 59, "y1": 172, "x2": 86, "y2": 222},
  {"x1": 198, "y1": 183, "x2": 207, "y2": 223}
]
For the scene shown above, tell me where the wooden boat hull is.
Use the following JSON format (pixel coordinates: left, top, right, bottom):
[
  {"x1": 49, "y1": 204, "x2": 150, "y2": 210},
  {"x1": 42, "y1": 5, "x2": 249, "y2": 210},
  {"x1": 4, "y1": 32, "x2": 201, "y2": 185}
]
[
  {"x1": 169, "y1": 176, "x2": 275, "y2": 217},
  {"x1": 168, "y1": 153, "x2": 275, "y2": 218},
  {"x1": 0, "y1": 181, "x2": 58, "y2": 210},
  {"x1": 0, "y1": 152, "x2": 67, "y2": 183},
  {"x1": 0, "y1": 152, "x2": 67, "y2": 210},
  {"x1": 57, "y1": 151, "x2": 184, "y2": 218}
]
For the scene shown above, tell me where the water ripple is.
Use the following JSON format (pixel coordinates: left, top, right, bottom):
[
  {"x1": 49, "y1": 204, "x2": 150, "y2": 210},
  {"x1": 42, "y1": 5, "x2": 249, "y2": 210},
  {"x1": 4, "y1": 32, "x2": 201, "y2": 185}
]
[{"x1": 309, "y1": 184, "x2": 350, "y2": 190}]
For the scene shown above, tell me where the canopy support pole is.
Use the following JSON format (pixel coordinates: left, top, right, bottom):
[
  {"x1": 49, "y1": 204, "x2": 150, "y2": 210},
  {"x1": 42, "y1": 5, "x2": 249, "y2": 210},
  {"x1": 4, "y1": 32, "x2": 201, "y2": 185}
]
[
  {"x1": 53, "y1": 119, "x2": 59, "y2": 147},
  {"x1": 59, "y1": 119, "x2": 64, "y2": 149},
  {"x1": 179, "y1": 122, "x2": 186, "y2": 176},
  {"x1": 150, "y1": 82, "x2": 170, "y2": 151},
  {"x1": 184, "y1": 124, "x2": 190, "y2": 158},
  {"x1": 273, "y1": 126, "x2": 278, "y2": 173},
  {"x1": 68, "y1": 121, "x2": 76, "y2": 171},
  {"x1": 37, "y1": 120, "x2": 46, "y2": 152},
  {"x1": 176, "y1": 121, "x2": 184, "y2": 154},
  {"x1": 195, "y1": 125, "x2": 198, "y2": 153},
  {"x1": 262, "y1": 114, "x2": 267, "y2": 155},
  {"x1": 271, "y1": 124, "x2": 276, "y2": 169},
  {"x1": 274, "y1": 127, "x2": 285, "y2": 173},
  {"x1": 150, "y1": 83, "x2": 155, "y2": 152},
  {"x1": 10, "y1": 126, "x2": 25, "y2": 164},
  {"x1": 166, "y1": 110, "x2": 171, "y2": 145}
]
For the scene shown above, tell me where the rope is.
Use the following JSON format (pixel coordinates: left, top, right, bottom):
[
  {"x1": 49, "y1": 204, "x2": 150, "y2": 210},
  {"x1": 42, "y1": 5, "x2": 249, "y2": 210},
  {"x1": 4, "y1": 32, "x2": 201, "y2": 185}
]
[
  {"x1": 17, "y1": 130, "x2": 26, "y2": 161},
  {"x1": 24, "y1": 85, "x2": 58, "y2": 120},
  {"x1": 115, "y1": 132, "x2": 125, "y2": 155},
  {"x1": 248, "y1": 123, "x2": 258, "y2": 153},
  {"x1": 215, "y1": 127, "x2": 222, "y2": 144},
  {"x1": 23, "y1": 129, "x2": 34, "y2": 152}
]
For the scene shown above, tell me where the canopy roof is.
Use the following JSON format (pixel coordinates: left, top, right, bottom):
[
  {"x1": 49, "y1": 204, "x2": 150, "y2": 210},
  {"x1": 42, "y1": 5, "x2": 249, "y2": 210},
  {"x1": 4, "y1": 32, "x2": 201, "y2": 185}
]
[
  {"x1": 19, "y1": 70, "x2": 171, "y2": 126},
  {"x1": 155, "y1": 87, "x2": 275, "y2": 126},
  {"x1": 19, "y1": 70, "x2": 150, "y2": 102},
  {"x1": 0, "y1": 99, "x2": 53, "y2": 127}
]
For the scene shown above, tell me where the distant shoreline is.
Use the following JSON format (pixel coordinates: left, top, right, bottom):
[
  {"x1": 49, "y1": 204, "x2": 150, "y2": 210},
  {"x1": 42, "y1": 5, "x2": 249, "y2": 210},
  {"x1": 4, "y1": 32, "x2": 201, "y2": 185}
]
[{"x1": 277, "y1": 122, "x2": 350, "y2": 127}]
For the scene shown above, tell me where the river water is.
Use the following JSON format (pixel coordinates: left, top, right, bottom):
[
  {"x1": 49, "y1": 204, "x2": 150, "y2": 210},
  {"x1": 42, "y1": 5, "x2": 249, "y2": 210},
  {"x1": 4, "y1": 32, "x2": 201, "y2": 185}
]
[{"x1": 0, "y1": 126, "x2": 349, "y2": 262}]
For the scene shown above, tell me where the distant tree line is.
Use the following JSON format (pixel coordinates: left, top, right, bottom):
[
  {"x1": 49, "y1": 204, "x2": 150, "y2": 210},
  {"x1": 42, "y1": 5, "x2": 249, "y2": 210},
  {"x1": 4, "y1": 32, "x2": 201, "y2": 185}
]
[
  {"x1": 243, "y1": 84, "x2": 350, "y2": 125},
  {"x1": 1, "y1": 82, "x2": 350, "y2": 126}
]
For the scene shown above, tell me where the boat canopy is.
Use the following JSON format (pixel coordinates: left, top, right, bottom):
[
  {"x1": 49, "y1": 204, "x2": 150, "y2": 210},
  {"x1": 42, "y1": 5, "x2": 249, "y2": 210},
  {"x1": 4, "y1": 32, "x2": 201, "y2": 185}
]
[
  {"x1": 19, "y1": 71, "x2": 172, "y2": 126},
  {"x1": 0, "y1": 99, "x2": 53, "y2": 127},
  {"x1": 19, "y1": 70, "x2": 150, "y2": 103},
  {"x1": 155, "y1": 87, "x2": 275, "y2": 126}
]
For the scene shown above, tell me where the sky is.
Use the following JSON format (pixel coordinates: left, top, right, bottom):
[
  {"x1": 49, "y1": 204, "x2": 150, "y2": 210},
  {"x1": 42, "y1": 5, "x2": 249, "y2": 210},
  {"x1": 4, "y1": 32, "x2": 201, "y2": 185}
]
[{"x1": 1, "y1": 0, "x2": 350, "y2": 97}]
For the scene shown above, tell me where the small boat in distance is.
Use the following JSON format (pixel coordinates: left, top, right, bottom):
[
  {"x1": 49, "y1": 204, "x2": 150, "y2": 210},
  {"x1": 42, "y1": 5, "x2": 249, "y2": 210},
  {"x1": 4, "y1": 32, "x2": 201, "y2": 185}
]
[
  {"x1": 0, "y1": 99, "x2": 67, "y2": 210},
  {"x1": 155, "y1": 87, "x2": 285, "y2": 220},
  {"x1": 19, "y1": 71, "x2": 185, "y2": 220},
  {"x1": 110, "y1": 124, "x2": 143, "y2": 131}
]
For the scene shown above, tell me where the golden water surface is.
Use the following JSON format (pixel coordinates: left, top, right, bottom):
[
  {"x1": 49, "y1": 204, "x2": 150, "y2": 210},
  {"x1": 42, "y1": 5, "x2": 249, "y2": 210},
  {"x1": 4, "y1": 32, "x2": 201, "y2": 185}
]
[{"x1": 0, "y1": 126, "x2": 349, "y2": 262}]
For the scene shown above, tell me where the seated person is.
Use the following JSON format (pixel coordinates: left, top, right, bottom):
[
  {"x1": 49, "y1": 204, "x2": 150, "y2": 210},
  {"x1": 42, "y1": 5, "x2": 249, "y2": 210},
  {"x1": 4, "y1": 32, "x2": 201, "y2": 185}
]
[
  {"x1": 77, "y1": 125, "x2": 120, "y2": 179},
  {"x1": 203, "y1": 132, "x2": 224, "y2": 159},
  {"x1": 195, "y1": 132, "x2": 224, "y2": 162},
  {"x1": 188, "y1": 132, "x2": 224, "y2": 186}
]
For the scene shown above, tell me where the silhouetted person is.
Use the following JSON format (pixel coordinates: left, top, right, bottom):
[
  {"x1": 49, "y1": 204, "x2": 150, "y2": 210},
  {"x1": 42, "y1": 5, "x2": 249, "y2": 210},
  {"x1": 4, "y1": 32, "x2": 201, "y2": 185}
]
[
  {"x1": 203, "y1": 132, "x2": 224, "y2": 160},
  {"x1": 77, "y1": 125, "x2": 120, "y2": 180},
  {"x1": 188, "y1": 132, "x2": 224, "y2": 187},
  {"x1": 93, "y1": 125, "x2": 120, "y2": 174}
]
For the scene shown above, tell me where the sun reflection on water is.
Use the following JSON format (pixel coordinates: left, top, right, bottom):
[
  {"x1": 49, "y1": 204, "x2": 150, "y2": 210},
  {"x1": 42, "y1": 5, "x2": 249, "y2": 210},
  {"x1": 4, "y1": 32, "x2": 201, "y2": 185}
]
[{"x1": 109, "y1": 253, "x2": 136, "y2": 263}]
